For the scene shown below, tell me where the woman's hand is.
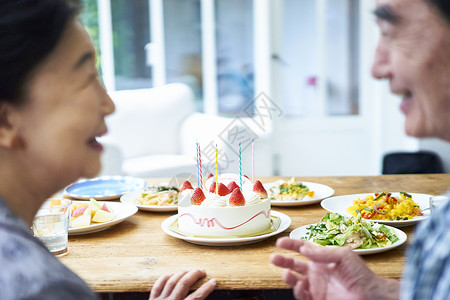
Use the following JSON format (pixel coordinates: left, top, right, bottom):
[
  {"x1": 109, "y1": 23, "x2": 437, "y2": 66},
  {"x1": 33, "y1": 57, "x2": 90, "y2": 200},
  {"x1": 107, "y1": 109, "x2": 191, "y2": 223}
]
[
  {"x1": 150, "y1": 269, "x2": 216, "y2": 300},
  {"x1": 270, "y1": 237, "x2": 400, "y2": 300}
]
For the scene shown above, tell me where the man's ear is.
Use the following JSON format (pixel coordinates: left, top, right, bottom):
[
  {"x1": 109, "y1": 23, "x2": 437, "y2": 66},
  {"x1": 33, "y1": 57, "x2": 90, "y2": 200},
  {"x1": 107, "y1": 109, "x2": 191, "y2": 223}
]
[{"x1": 0, "y1": 102, "x2": 20, "y2": 148}]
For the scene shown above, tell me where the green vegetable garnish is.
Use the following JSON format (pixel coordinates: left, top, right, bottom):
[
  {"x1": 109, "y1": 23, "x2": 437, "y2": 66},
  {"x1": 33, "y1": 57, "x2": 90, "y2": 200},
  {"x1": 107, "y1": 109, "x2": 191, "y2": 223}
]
[{"x1": 301, "y1": 212, "x2": 399, "y2": 250}]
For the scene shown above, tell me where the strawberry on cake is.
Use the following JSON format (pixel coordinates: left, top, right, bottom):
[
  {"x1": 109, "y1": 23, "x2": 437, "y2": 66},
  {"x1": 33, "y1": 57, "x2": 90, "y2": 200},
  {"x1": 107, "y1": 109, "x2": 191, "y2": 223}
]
[{"x1": 177, "y1": 173, "x2": 271, "y2": 237}]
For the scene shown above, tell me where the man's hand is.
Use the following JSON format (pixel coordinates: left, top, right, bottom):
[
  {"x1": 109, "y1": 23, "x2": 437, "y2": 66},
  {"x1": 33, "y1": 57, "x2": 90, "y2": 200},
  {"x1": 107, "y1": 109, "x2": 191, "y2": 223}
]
[{"x1": 270, "y1": 237, "x2": 399, "y2": 300}]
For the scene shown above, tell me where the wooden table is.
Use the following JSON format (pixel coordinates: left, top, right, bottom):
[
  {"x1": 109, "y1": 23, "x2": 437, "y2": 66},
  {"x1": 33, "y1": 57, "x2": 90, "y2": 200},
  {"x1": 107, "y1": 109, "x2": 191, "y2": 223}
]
[{"x1": 60, "y1": 174, "x2": 450, "y2": 294}]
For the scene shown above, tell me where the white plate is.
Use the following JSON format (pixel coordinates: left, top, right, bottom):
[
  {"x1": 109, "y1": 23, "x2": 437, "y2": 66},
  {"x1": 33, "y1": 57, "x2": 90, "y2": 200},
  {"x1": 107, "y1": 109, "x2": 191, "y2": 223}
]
[
  {"x1": 266, "y1": 182, "x2": 335, "y2": 207},
  {"x1": 321, "y1": 193, "x2": 431, "y2": 227},
  {"x1": 289, "y1": 223, "x2": 407, "y2": 255},
  {"x1": 121, "y1": 190, "x2": 178, "y2": 212},
  {"x1": 64, "y1": 176, "x2": 147, "y2": 200},
  {"x1": 69, "y1": 201, "x2": 138, "y2": 235},
  {"x1": 161, "y1": 211, "x2": 291, "y2": 246}
]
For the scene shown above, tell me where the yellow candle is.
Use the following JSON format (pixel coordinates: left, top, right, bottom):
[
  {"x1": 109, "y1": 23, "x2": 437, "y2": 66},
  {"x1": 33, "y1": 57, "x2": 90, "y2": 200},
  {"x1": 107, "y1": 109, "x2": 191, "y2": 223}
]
[{"x1": 215, "y1": 145, "x2": 218, "y2": 194}]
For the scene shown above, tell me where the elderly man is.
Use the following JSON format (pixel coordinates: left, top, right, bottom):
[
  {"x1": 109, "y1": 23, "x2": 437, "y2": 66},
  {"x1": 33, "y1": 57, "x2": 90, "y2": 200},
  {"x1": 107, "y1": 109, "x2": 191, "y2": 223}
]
[{"x1": 270, "y1": 0, "x2": 450, "y2": 299}]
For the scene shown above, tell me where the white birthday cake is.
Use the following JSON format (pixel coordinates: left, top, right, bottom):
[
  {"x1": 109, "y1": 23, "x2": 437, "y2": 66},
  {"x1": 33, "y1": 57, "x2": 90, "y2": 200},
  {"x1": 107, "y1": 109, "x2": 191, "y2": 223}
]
[{"x1": 177, "y1": 173, "x2": 271, "y2": 237}]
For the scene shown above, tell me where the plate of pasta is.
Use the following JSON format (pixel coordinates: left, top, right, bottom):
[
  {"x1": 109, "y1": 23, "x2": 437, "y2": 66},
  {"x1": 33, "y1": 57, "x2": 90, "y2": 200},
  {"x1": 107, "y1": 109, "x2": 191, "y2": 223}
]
[
  {"x1": 120, "y1": 186, "x2": 179, "y2": 212},
  {"x1": 321, "y1": 192, "x2": 431, "y2": 227}
]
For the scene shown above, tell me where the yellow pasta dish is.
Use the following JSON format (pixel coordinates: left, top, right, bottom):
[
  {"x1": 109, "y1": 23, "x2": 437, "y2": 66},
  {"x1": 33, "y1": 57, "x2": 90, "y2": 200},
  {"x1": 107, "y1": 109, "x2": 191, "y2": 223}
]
[
  {"x1": 346, "y1": 192, "x2": 423, "y2": 221},
  {"x1": 133, "y1": 186, "x2": 179, "y2": 206}
]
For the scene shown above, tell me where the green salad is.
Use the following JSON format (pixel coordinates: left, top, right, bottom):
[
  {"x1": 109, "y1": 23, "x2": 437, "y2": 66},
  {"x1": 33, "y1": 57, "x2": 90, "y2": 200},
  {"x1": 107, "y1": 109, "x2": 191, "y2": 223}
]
[{"x1": 302, "y1": 213, "x2": 399, "y2": 249}]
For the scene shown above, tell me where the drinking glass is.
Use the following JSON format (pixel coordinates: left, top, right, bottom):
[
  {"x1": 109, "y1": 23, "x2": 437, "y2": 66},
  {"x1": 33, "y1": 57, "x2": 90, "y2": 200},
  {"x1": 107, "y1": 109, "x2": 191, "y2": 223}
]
[
  {"x1": 429, "y1": 195, "x2": 449, "y2": 213},
  {"x1": 33, "y1": 198, "x2": 72, "y2": 257}
]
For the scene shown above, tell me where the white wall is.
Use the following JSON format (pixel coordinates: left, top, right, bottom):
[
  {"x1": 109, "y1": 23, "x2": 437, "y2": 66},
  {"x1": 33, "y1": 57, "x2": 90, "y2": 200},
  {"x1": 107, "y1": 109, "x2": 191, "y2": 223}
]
[
  {"x1": 419, "y1": 138, "x2": 450, "y2": 173},
  {"x1": 161, "y1": 0, "x2": 450, "y2": 177},
  {"x1": 271, "y1": 0, "x2": 381, "y2": 177},
  {"x1": 273, "y1": 117, "x2": 376, "y2": 176},
  {"x1": 269, "y1": 0, "x2": 448, "y2": 177}
]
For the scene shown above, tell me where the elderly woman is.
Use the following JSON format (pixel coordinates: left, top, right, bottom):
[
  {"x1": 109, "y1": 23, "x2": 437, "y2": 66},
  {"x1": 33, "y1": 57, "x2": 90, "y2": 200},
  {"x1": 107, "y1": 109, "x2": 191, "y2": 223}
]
[
  {"x1": 0, "y1": 0, "x2": 215, "y2": 299},
  {"x1": 271, "y1": 0, "x2": 450, "y2": 299}
]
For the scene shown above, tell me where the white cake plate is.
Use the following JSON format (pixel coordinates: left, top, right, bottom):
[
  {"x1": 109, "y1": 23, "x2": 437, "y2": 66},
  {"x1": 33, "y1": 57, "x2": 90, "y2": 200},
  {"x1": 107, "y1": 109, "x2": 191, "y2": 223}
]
[{"x1": 161, "y1": 210, "x2": 291, "y2": 246}]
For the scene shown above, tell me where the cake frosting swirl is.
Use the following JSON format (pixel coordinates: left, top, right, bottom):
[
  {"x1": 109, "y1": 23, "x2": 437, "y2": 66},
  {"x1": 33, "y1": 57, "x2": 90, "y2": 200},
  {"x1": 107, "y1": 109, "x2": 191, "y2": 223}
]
[
  {"x1": 245, "y1": 191, "x2": 264, "y2": 206},
  {"x1": 201, "y1": 192, "x2": 227, "y2": 207}
]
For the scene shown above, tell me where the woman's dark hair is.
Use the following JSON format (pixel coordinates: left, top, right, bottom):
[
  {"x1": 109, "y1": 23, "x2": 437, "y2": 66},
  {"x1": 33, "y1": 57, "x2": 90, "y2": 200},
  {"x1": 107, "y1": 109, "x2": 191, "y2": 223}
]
[
  {"x1": 428, "y1": 0, "x2": 450, "y2": 24},
  {"x1": 0, "y1": 0, "x2": 80, "y2": 105}
]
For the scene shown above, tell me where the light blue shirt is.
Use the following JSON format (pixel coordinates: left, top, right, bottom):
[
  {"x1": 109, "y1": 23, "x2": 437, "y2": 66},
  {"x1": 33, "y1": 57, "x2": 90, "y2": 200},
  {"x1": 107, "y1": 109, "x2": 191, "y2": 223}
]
[
  {"x1": 0, "y1": 197, "x2": 98, "y2": 300},
  {"x1": 401, "y1": 193, "x2": 450, "y2": 299}
]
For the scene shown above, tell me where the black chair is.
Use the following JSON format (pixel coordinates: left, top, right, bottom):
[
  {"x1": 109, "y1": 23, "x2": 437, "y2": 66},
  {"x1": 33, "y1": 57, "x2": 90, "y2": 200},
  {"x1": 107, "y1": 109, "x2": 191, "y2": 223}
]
[{"x1": 382, "y1": 151, "x2": 445, "y2": 174}]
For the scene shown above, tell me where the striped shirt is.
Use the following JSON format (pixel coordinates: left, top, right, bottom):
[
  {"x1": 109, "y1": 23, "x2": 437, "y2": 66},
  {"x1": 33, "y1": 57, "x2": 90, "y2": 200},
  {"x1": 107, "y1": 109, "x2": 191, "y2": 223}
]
[
  {"x1": 0, "y1": 197, "x2": 98, "y2": 300},
  {"x1": 401, "y1": 193, "x2": 450, "y2": 300}
]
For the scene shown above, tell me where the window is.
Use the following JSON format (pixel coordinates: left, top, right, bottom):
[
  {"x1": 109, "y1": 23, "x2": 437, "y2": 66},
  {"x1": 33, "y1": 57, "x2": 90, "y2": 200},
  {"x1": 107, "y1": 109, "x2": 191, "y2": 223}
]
[
  {"x1": 215, "y1": 0, "x2": 254, "y2": 116},
  {"x1": 79, "y1": 0, "x2": 101, "y2": 71},
  {"x1": 111, "y1": 0, "x2": 151, "y2": 90},
  {"x1": 162, "y1": 0, "x2": 202, "y2": 101},
  {"x1": 80, "y1": 0, "x2": 152, "y2": 90},
  {"x1": 275, "y1": 0, "x2": 360, "y2": 117},
  {"x1": 80, "y1": 0, "x2": 360, "y2": 118}
]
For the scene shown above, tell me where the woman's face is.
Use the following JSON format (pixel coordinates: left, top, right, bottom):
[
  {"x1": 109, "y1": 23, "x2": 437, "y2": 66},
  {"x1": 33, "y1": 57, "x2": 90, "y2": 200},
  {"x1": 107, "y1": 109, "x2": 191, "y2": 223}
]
[
  {"x1": 15, "y1": 19, "x2": 114, "y2": 183},
  {"x1": 372, "y1": 0, "x2": 450, "y2": 141}
]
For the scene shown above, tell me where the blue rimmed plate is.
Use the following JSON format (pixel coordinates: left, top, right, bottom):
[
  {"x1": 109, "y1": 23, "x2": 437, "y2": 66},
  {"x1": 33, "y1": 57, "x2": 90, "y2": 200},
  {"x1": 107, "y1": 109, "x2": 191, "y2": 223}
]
[{"x1": 64, "y1": 176, "x2": 147, "y2": 200}]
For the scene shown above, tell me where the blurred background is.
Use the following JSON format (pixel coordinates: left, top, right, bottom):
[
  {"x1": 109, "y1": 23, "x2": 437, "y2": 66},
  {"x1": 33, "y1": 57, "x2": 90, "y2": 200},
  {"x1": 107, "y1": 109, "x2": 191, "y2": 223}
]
[{"x1": 81, "y1": 0, "x2": 450, "y2": 177}]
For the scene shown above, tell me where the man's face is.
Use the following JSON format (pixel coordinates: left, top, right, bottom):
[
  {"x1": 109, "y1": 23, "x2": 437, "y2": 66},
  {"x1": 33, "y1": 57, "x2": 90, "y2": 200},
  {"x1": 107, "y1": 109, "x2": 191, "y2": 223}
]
[{"x1": 372, "y1": 0, "x2": 450, "y2": 141}]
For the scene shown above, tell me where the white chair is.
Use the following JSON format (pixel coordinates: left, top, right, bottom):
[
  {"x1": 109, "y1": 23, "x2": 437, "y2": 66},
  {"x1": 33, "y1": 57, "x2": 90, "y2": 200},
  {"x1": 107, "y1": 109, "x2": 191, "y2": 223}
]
[{"x1": 100, "y1": 83, "x2": 198, "y2": 178}]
